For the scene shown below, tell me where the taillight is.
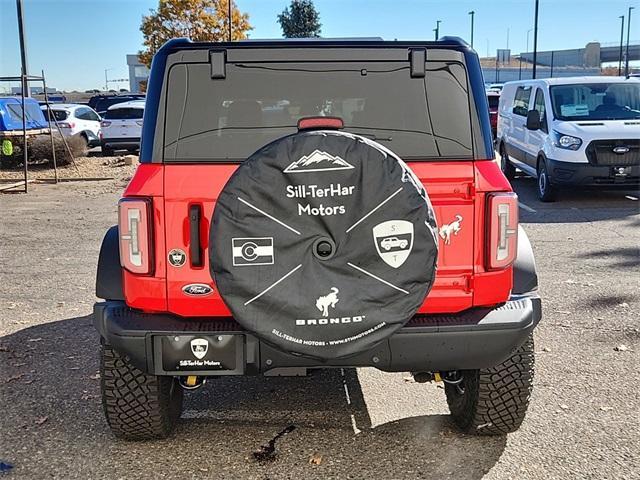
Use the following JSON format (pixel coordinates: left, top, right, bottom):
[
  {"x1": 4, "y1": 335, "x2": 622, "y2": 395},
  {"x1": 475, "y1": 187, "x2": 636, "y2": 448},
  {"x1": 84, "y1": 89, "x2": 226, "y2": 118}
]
[
  {"x1": 118, "y1": 198, "x2": 153, "y2": 274},
  {"x1": 486, "y1": 192, "x2": 518, "y2": 270},
  {"x1": 101, "y1": 121, "x2": 111, "y2": 127},
  {"x1": 59, "y1": 122, "x2": 75, "y2": 129}
]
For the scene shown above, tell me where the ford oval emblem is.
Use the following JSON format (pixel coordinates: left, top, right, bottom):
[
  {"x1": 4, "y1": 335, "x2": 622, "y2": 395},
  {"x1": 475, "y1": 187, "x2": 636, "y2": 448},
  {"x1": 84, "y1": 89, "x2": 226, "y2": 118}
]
[
  {"x1": 613, "y1": 146, "x2": 630, "y2": 154},
  {"x1": 182, "y1": 284, "x2": 214, "y2": 296}
]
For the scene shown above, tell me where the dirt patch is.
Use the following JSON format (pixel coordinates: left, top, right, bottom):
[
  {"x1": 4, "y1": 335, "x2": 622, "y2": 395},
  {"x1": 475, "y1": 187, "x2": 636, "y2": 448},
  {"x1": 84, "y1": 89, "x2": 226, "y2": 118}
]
[{"x1": 0, "y1": 152, "x2": 138, "y2": 183}]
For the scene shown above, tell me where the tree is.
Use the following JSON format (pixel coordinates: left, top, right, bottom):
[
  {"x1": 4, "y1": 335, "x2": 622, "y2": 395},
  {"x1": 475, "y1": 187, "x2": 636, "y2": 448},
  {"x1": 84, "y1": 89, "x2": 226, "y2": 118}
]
[
  {"x1": 277, "y1": 0, "x2": 321, "y2": 38},
  {"x1": 139, "y1": 0, "x2": 252, "y2": 67}
]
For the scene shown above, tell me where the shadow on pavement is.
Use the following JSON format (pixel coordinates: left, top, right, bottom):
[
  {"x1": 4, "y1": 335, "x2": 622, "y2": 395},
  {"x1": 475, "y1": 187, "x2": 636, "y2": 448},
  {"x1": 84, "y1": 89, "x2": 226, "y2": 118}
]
[
  {"x1": 510, "y1": 176, "x2": 640, "y2": 224},
  {"x1": 0, "y1": 316, "x2": 506, "y2": 479}
]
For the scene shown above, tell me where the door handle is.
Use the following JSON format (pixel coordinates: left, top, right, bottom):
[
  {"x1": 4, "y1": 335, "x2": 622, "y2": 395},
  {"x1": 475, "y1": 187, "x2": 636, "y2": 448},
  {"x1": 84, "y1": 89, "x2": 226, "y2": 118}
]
[{"x1": 189, "y1": 204, "x2": 203, "y2": 267}]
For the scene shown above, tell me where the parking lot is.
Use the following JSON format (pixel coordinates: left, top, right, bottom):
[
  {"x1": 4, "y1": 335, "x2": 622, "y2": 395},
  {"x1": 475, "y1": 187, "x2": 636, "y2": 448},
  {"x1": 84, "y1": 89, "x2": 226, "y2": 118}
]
[{"x1": 0, "y1": 174, "x2": 638, "y2": 479}]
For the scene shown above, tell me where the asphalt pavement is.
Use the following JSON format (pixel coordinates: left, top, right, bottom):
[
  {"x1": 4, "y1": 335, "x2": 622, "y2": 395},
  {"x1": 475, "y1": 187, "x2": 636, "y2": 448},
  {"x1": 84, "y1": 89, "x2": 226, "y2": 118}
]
[{"x1": 0, "y1": 175, "x2": 638, "y2": 479}]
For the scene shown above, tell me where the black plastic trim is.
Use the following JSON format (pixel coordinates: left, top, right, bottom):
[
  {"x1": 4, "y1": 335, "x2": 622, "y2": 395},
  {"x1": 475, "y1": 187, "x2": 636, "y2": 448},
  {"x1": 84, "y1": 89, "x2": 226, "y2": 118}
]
[
  {"x1": 513, "y1": 226, "x2": 538, "y2": 295},
  {"x1": 95, "y1": 226, "x2": 124, "y2": 301}
]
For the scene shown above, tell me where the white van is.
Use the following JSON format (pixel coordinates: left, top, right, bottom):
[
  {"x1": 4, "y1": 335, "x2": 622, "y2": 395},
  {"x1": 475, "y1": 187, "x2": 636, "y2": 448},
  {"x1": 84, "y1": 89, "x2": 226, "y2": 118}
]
[
  {"x1": 496, "y1": 77, "x2": 639, "y2": 201},
  {"x1": 99, "y1": 100, "x2": 145, "y2": 156}
]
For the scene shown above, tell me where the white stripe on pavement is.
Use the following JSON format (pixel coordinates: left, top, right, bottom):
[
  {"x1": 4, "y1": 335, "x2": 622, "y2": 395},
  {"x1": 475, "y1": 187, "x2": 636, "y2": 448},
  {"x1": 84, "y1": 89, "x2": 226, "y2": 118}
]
[{"x1": 519, "y1": 202, "x2": 537, "y2": 213}]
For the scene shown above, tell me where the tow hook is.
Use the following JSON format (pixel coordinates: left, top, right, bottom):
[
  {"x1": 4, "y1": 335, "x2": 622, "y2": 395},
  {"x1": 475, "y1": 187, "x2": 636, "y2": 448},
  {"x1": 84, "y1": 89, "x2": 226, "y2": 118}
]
[{"x1": 179, "y1": 375, "x2": 206, "y2": 390}]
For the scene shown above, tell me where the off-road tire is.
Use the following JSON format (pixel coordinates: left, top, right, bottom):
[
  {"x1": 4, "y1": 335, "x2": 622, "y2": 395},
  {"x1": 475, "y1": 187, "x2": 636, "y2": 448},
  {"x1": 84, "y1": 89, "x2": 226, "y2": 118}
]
[
  {"x1": 100, "y1": 342, "x2": 183, "y2": 440},
  {"x1": 445, "y1": 333, "x2": 534, "y2": 436},
  {"x1": 499, "y1": 143, "x2": 516, "y2": 180},
  {"x1": 536, "y1": 159, "x2": 556, "y2": 202}
]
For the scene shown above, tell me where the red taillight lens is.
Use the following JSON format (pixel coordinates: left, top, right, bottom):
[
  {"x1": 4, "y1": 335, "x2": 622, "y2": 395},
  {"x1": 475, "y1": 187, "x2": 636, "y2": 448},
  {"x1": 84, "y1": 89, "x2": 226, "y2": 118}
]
[
  {"x1": 118, "y1": 198, "x2": 153, "y2": 274},
  {"x1": 486, "y1": 192, "x2": 518, "y2": 270},
  {"x1": 59, "y1": 122, "x2": 75, "y2": 129},
  {"x1": 101, "y1": 121, "x2": 111, "y2": 127},
  {"x1": 297, "y1": 116, "x2": 344, "y2": 131}
]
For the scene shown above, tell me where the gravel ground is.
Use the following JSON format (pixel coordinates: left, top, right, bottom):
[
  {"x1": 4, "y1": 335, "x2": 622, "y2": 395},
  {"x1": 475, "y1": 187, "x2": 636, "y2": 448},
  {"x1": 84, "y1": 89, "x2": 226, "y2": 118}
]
[
  {"x1": 0, "y1": 150, "x2": 138, "y2": 184},
  {"x1": 0, "y1": 174, "x2": 638, "y2": 479}
]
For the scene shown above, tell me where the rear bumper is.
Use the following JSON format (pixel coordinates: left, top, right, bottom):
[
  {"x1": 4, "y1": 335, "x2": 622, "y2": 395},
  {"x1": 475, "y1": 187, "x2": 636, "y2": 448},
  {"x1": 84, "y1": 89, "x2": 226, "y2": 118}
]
[
  {"x1": 101, "y1": 137, "x2": 140, "y2": 150},
  {"x1": 94, "y1": 294, "x2": 542, "y2": 375},
  {"x1": 547, "y1": 158, "x2": 640, "y2": 187}
]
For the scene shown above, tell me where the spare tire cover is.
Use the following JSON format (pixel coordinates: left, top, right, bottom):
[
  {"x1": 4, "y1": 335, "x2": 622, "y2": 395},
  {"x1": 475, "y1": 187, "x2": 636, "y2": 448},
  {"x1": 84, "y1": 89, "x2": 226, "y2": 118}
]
[{"x1": 211, "y1": 130, "x2": 438, "y2": 360}]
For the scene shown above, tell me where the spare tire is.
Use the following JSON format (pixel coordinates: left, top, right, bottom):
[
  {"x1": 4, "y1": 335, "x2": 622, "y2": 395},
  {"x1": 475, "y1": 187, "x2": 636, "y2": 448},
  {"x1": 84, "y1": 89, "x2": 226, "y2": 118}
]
[{"x1": 210, "y1": 130, "x2": 438, "y2": 360}]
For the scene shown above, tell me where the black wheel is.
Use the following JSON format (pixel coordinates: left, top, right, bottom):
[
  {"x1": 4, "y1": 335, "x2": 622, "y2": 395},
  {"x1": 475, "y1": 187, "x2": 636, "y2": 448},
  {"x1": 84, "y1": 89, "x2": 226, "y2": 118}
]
[
  {"x1": 102, "y1": 145, "x2": 114, "y2": 156},
  {"x1": 536, "y1": 159, "x2": 556, "y2": 202},
  {"x1": 100, "y1": 341, "x2": 183, "y2": 440},
  {"x1": 445, "y1": 333, "x2": 534, "y2": 436},
  {"x1": 499, "y1": 143, "x2": 516, "y2": 180}
]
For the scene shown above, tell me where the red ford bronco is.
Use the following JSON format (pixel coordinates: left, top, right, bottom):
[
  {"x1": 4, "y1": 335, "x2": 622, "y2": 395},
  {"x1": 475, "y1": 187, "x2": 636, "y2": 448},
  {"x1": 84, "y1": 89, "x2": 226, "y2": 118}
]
[{"x1": 94, "y1": 38, "x2": 541, "y2": 440}]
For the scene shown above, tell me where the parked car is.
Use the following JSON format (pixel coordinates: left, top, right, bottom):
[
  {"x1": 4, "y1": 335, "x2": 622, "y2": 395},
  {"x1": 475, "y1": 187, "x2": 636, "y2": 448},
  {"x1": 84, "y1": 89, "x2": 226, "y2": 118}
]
[
  {"x1": 497, "y1": 76, "x2": 640, "y2": 201},
  {"x1": 94, "y1": 37, "x2": 540, "y2": 440},
  {"x1": 99, "y1": 100, "x2": 144, "y2": 155},
  {"x1": 487, "y1": 90, "x2": 500, "y2": 139},
  {"x1": 89, "y1": 94, "x2": 145, "y2": 116},
  {"x1": 40, "y1": 103, "x2": 102, "y2": 147}
]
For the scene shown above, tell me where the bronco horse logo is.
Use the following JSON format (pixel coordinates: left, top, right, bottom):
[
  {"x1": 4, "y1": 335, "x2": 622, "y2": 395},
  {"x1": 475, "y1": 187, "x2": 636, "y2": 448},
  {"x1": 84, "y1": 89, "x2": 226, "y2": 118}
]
[
  {"x1": 316, "y1": 287, "x2": 339, "y2": 316},
  {"x1": 439, "y1": 215, "x2": 463, "y2": 245}
]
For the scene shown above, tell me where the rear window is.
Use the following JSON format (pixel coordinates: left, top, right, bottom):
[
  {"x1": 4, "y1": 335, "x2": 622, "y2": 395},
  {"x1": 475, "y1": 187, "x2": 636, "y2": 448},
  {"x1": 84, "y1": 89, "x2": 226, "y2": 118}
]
[
  {"x1": 103, "y1": 107, "x2": 144, "y2": 120},
  {"x1": 42, "y1": 109, "x2": 69, "y2": 122},
  {"x1": 162, "y1": 61, "x2": 473, "y2": 162},
  {"x1": 487, "y1": 95, "x2": 500, "y2": 109}
]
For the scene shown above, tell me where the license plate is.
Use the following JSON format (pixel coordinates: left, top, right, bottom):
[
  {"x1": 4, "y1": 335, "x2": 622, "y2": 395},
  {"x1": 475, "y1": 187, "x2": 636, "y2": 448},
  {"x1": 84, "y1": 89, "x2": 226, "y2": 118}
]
[{"x1": 156, "y1": 334, "x2": 241, "y2": 373}]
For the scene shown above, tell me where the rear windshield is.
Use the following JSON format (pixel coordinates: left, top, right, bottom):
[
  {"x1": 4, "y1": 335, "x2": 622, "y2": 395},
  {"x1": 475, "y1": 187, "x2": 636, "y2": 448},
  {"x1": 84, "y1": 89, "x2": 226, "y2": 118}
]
[
  {"x1": 163, "y1": 61, "x2": 473, "y2": 162},
  {"x1": 103, "y1": 107, "x2": 144, "y2": 120},
  {"x1": 487, "y1": 95, "x2": 500, "y2": 109},
  {"x1": 42, "y1": 109, "x2": 69, "y2": 121},
  {"x1": 550, "y1": 82, "x2": 640, "y2": 121}
]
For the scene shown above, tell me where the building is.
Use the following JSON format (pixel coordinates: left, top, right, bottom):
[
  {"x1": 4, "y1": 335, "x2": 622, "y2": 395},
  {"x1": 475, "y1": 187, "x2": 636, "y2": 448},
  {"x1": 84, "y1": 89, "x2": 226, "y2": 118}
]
[{"x1": 126, "y1": 54, "x2": 150, "y2": 93}]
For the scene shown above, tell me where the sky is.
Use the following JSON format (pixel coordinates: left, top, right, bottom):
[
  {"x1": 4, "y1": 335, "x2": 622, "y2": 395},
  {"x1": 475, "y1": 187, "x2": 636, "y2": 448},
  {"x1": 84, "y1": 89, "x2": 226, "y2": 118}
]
[{"x1": 1, "y1": 0, "x2": 638, "y2": 91}]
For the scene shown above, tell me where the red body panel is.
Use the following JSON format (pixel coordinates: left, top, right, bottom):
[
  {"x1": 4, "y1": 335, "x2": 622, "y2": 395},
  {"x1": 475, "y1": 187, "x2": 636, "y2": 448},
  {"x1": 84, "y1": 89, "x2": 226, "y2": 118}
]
[{"x1": 121, "y1": 159, "x2": 514, "y2": 317}]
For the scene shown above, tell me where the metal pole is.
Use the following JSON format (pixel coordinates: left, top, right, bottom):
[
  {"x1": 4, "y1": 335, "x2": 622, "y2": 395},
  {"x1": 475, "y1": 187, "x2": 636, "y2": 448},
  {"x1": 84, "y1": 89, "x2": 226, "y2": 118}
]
[
  {"x1": 16, "y1": 0, "x2": 30, "y2": 98},
  {"x1": 435, "y1": 20, "x2": 441, "y2": 41},
  {"x1": 469, "y1": 11, "x2": 475, "y2": 48},
  {"x1": 519, "y1": 56, "x2": 523, "y2": 80},
  {"x1": 625, "y1": 7, "x2": 634, "y2": 77},
  {"x1": 228, "y1": 0, "x2": 232, "y2": 41},
  {"x1": 42, "y1": 70, "x2": 57, "y2": 184},
  {"x1": 532, "y1": 0, "x2": 540, "y2": 79},
  {"x1": 20, "y1": 75, "x2": 28, "y2": 192},
  {"x1": 619, "y1": 15, "x2": 625, "y2": 75},
  {"x1": 496, "y1": 57, "x2": 499, "y2": 83},
  {"x1": 550, "y1": 51, "x2": 554, "y2": 78}
]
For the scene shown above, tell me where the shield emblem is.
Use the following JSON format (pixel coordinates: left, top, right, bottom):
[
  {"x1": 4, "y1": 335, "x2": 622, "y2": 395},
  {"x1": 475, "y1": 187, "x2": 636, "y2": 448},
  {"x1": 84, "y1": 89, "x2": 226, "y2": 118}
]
[
  {"x1": 190, "y1": 338, "x2": 209, "y2": 360},
  {"x1": 373, "y1": 220, "x2": 414, "y2": 268}
]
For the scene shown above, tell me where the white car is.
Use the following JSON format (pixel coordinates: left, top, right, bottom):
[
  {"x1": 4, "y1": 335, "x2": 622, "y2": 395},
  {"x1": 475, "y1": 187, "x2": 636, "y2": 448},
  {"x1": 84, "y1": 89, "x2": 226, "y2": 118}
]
[
  {"x1": 496, "y1": 76, "x2": 640, "y2": 201},
  {"x1": 40, "y1": 103, "x2": 102, "y2": 147},
  {"x1": 380, "y1": 237, "x2": 408, "y2": 251},
  {"x1": 100, "y1": 100, "x2": 145, "y2": 155}
]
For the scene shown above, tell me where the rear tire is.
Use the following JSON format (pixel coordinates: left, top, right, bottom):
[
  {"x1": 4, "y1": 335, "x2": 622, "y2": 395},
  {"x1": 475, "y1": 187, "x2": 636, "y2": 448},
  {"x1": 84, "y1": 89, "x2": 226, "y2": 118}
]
[
  {"x1": 445, "y1": 333, "x2": 534, "y2": 436},
  {"x1": 536, "y1": 159, "x2": 556, "y2": 202},
  {"x1": 100, "y1": 341, "x2": 183, "y2": 440},
  {"x1": 499, "y1": 143, "x2": 516, "y2": 180}
]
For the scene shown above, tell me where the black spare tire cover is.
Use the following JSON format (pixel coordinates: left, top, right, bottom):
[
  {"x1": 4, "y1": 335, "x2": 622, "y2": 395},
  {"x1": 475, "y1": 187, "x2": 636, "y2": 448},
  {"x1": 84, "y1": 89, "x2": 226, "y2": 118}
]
[{"x1": 211, "y1": 130, "x2": 438, "y2": 360}]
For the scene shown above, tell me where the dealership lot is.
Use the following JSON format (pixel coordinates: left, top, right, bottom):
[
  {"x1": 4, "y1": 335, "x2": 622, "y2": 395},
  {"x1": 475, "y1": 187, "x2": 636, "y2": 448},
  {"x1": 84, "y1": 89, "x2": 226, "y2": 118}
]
[{"x1": 0, "y1": 177, "x2": 638, "y2": 479}]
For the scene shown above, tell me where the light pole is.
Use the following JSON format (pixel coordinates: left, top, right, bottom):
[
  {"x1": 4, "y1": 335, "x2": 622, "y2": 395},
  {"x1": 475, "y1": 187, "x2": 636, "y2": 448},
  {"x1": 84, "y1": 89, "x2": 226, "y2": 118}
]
[
  {"x1": 228, "y1": 0, "x2": 232, "y2": 42},
  {"x1": 16, "y1": 0, "x2": 30, "y2": 97},
  {"x1": 532, "y1": 0, "x2": 540, "y2": 79},
  {"x1": 625, "y1": 7, "x2": 634, "y2": 77},
  {"x1": 435, "y1": 20, "x2": 441, "y2": 41},
  {"x1": 468, "y1": 11, "x2": 475, "y2": 48},
  {"x1": 104, "y1": 68, "x2": 115, "y2": 91},
  {"x1": 619, "y1": 15, "x2": 625, "y2": 75}
]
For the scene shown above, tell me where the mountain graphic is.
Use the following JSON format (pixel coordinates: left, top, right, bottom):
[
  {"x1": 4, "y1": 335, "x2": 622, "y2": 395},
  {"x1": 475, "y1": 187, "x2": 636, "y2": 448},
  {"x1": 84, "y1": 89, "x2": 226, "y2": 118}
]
[{"x1": 283, "y1": 150, "x2": 355, "y2": 173}]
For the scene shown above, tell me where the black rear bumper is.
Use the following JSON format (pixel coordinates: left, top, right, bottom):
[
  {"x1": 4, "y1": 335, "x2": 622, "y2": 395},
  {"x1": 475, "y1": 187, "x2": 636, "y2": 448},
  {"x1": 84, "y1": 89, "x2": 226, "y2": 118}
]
[{"x1": 93, "y1": 294, "x2": 542, "y2": 375}]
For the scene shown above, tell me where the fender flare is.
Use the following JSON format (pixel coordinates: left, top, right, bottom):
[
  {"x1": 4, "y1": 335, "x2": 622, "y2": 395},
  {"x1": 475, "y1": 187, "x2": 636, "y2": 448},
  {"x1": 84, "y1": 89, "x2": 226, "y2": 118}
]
[
  {"x1": 96, "y1": 225, "x2": 124, "y2": 300},
  {"x1": 513, "y1": 225, "x2": 538, "y2": 294}
]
